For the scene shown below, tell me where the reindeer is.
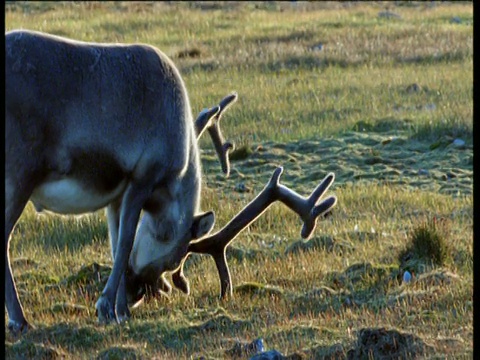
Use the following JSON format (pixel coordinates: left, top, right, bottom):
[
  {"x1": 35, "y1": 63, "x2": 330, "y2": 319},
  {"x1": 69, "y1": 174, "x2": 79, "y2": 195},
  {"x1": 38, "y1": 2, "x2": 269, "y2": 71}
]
[{"x1": 5, "y1": 30, "x2": 337, "y2": 335}]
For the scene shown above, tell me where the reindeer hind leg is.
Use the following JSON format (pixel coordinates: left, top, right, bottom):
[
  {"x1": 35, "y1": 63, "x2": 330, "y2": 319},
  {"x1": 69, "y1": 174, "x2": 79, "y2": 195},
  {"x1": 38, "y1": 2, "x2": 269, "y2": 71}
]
[{"x1": 5, "y1": 177, "x2": 35, "y2": 335}]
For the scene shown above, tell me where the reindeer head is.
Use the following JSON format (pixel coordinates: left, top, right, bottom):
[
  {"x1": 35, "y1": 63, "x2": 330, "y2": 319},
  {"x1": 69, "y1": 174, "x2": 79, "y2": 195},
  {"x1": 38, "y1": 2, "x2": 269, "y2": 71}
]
[
  {"x1": 123, "y1": 93, "x2": 337, "y2": 306},
  {"x1": 125, "y1": 210, "x2": 215, "y2": 306}
]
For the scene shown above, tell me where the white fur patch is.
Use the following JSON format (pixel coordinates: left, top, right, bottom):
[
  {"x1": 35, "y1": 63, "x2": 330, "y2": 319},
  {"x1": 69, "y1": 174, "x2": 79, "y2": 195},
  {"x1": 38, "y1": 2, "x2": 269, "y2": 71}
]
[
  {"x1": 129, "y1": 209, "x2": 186, "y2": 275},
  {"x1": 31, "y1": 177, "x2": 127, "y2": 215}
]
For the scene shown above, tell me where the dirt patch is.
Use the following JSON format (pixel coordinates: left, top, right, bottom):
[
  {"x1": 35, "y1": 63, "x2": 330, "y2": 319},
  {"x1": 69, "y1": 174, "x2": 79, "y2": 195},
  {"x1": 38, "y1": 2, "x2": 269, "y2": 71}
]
[{"x1": 347, "y1": 327, "x2": 435, "y2": 359}]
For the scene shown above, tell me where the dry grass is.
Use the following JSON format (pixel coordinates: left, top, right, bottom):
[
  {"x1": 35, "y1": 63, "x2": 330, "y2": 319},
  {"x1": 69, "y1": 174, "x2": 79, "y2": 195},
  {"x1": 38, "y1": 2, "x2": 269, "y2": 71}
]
[{"x1": 5, "y1": 2, "x2": 472, "y2": 359}]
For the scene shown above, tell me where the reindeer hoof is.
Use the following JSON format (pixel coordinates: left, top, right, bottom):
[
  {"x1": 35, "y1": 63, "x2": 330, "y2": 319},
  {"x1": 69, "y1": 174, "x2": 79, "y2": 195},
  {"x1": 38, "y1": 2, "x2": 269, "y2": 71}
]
[
  {"x1": 95, "y1": 296, "x2": 117, "y2": 324},
  {"x1": 8, "y1": 319, "x2": 32, "y2": 336},
  {"x1": 115, "y1": 305, "x2": 131, "y2": 323},
  {"x1": 116, "y1": 312, "x2": 130, "y2": 324}
]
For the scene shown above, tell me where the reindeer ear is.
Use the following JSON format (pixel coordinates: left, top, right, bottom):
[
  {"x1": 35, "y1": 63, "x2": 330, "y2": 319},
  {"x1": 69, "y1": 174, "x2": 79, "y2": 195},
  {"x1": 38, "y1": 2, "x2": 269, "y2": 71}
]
[{"x1": 191, "y1": 211, "x2": 215, "y2": 239}]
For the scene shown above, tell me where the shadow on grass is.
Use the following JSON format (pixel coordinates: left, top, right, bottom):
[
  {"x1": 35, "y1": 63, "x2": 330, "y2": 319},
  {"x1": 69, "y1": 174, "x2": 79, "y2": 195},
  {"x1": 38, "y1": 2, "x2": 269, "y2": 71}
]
[
  {"x1": 264, "y1": 54, "x2": 366, "y2": 72},
  {"x1": 250, "y1": 29, "x2": 318, "y2": 44},
  {"x1": 6, "y1": 311, "x2": 254, "y2": 357},
  {"x1": 395, "y1": 51, "x2": 471, "y2": 66}
]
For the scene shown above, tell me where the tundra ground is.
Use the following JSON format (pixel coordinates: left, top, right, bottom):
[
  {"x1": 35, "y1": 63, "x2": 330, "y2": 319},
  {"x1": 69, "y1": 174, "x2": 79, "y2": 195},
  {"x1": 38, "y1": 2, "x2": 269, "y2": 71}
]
[{"x1": 5, "y1": 2, "x2": 472, "y2": 359}]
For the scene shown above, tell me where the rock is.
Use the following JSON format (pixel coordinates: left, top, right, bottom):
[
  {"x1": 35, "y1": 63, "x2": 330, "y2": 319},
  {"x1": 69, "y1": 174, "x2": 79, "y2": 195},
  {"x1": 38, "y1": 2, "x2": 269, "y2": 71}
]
[
  {"x1": 452, "y1": 138, "x2": 465, "y2": 148},
  {"x1": 250, "y1": 350, "x2": 285, "y2": 360},
  {"x1": 403, "y1": 271, "x2": 412, "y2": 283}
]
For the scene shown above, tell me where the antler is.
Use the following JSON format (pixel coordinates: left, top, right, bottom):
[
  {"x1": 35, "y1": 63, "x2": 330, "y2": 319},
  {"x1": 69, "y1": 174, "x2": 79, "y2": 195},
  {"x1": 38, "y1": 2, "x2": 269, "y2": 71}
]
[
  {"x1": 150, "y1": 93, "x2": 238, "y2": 298},
  {"x1": 173, "y1": 167, "x2": 337, "y2": 298},
  {"x1": 195, "y1": 92, "x2": 238, "y2": 176}
]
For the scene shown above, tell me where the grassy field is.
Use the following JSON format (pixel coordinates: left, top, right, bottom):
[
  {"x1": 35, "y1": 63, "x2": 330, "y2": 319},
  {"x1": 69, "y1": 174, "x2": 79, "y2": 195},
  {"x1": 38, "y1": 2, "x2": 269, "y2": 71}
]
[{"x1": 5, "y1": 2, "x2": 473, "y2": 359}]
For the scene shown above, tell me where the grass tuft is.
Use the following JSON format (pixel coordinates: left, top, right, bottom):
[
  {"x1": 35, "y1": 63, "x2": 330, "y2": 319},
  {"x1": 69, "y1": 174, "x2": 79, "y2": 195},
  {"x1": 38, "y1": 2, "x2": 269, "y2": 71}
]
[{"x1": 401, "y1": 216, "x2": 453, "y2": 267}]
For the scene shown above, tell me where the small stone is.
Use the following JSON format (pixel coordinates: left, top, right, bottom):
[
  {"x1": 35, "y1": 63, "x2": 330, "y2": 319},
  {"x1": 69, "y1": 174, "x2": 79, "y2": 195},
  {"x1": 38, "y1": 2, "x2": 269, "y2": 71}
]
[
  {"x1": 452, "y1": 138, "x2": 465, "y2": 147},
  {"x1": 253, "y1": 338, "x2": 265, "y2": 353}
]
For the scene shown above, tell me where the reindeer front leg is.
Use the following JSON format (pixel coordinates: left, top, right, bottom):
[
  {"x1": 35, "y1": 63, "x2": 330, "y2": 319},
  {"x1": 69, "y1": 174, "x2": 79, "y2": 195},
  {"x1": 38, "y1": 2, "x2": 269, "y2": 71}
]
[
  {"x1": 96, "y1": 182, "x2": 150, "y2": 324},
  {"x1": 105, "y1": 198, "x2": 131, "y2": 321}
]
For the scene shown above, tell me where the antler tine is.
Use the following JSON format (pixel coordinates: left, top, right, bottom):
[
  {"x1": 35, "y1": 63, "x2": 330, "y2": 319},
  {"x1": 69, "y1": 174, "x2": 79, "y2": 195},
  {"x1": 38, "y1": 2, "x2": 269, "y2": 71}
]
[
  {"x1": 217, "y1": 92, "x2": 238, "y2": 116},
  {"x1": 174, "y1": 167, "x2": 337, "y2": 298},
  {"x1": 276, "y1": 172, "x2": 337, "y2": 239},
  {"x1": 195, "y1": 92, "x2": 238, "y2": 176},
  {"x1": 206, "y1": 92, "x2": 237, "y2": 176},
  {"x1": 195, "y1": 106, "x2": 221, "y2": 139},
  {"x1": 195, "y1": 92, "x2": 238, "y2": 138},
  {"x1": 207, "y1": 126, "x2": 234, "y2": 176}
]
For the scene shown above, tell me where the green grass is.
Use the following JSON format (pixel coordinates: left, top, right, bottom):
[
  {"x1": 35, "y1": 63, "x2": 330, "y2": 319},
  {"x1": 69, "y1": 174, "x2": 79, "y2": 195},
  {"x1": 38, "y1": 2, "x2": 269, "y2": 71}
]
[{"x1": 5, "y1": 2, "x2": 472, "y2": 359}]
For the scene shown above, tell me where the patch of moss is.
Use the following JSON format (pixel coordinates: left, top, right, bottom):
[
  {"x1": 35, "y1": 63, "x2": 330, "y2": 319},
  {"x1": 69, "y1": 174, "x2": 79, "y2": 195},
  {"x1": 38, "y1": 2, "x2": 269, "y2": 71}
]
[
  {"x1": 347, "y1": 327, "x2": 435, "y2": 359},
  {"x1": 326, "y1": 262, "x2": 400, "y2": 299},
  {"x1": 17, "y1": 271, "x2": 60, "y2": 285},
  {"x1": 226, "y1": 246, "x2": 268, "y2": 262},
  {"x1": 5, "y1": 340, "x2": 65, "y2": 359},
  {"x1": 229, "y1": 145, "x2": 253, "y2": 161},
  {"x1": 62, "y1": 262, "x2": 111, "y2": 287},
  {"x1": 50, "y1": 302, "x2": 90, "y2": 315},
  {"x1": 234, "y1": 282, "x2": 284, "y2": 298}
]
